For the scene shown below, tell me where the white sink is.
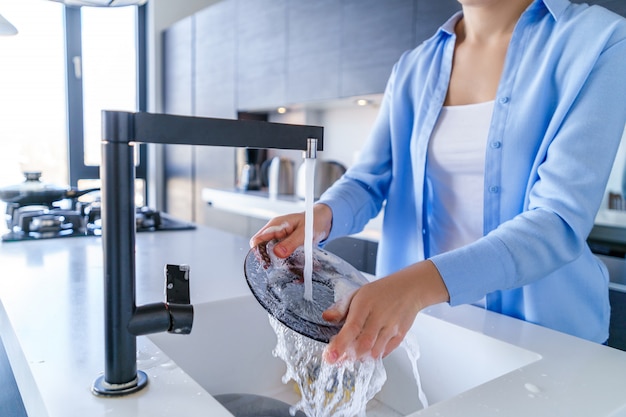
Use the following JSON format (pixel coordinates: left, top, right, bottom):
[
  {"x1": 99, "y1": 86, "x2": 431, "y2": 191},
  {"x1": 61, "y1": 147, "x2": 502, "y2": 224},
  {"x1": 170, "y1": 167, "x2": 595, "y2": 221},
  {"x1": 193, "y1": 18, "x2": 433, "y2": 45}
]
[{"x1": 148, "y1": 295, "x2": 541, "y2": 416}]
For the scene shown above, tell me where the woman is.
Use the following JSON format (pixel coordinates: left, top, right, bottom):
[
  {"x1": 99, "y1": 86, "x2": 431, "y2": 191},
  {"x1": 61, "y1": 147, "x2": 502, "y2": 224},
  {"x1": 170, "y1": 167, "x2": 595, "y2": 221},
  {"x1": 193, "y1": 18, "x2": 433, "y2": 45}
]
[{"x1": 250, "y1": 0, "x2": 626, "y2": 364}]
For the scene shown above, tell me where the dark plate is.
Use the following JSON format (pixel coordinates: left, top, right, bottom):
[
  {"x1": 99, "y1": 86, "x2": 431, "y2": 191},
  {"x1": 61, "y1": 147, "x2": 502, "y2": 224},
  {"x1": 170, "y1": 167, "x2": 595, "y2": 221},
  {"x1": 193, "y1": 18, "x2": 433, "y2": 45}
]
[{"x1": 244, "y1": 241, "x2": 369, "y2": 343}]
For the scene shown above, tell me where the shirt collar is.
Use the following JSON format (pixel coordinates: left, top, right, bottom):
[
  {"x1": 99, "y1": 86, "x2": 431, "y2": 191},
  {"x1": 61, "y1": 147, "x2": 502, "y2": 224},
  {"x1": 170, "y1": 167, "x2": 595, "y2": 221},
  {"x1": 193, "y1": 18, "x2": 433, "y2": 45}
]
[
  {"x1": 439, "y1": 0, "x2": 571, "y2": 36},
  {"x1": 530, "y1": 0, "x2": 570, "y2": 20}
]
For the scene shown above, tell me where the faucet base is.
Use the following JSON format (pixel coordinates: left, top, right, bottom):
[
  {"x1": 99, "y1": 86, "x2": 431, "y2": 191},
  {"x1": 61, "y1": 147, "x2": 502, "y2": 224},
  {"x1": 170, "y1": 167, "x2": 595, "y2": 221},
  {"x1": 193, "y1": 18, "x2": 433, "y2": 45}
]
[{"x1": 92, "y1": 370, "x2": 148, "y2": 397}]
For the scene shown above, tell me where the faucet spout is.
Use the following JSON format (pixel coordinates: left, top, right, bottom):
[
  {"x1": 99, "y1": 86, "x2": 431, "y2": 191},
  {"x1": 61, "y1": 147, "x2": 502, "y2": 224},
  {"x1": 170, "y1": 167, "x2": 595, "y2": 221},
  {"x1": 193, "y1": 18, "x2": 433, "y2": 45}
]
[{"x1": 305, "y1": 138, "x2": 318, "y2": 159}]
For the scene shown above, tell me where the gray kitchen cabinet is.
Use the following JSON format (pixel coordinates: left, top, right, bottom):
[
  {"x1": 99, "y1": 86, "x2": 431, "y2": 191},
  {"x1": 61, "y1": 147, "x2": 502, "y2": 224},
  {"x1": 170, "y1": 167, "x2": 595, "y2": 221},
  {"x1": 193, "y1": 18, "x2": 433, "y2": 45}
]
[
  {"x1": 194, "y1": 1, "x2": 238, "y2": 226},
  {"x1": 195, "y1": 0, "x2": 237, "y2": 119},
  {"x1": 339, "y1": 0, "x2": 415, "y2": 97},
  {"x1": 163, "y1": 16, "x2": 193, "y2": 116},
  {"x1": 160, "y1": 0, "x2": 463, "y2": 225},
  {"x1": 609, "y1": 288, "x2": 626, "y2": 350},
  {"x1": 324, "y1": 236, "x2": 378, "y2": 275},
  {"x1": 287, "y1": 0, "x2": 460, "y2": 101},
  {"x1": 169, "y1": 0, "x2": 464, "y2": 113},
  {"x1": 286, "y1": 0, "x2": 341, "y2": 103},
  {"x1": 163, "y1": 4, "x2": 240, "y2": 225},
  {"x1": 572, "y1": 0, "x2": 626, "y2": 16},
  {"x1": 163, "y1": 16, "x2": 195, "y2": 222},
  {"x1": 236, "y1": 0, "x2": 287, "y2": 110},
  {"x1": 415, "y1": 0, "x2": 461, "y2": 43}
]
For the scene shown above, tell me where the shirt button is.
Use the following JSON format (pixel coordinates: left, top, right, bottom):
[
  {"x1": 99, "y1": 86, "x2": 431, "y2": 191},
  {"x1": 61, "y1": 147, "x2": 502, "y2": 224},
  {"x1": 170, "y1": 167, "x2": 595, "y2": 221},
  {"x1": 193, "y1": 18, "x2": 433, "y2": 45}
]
[
  {"x1": 499, "y1": 96, "x2": 510, "y2": 104},
  {"x1": 489, "y1": 186, "x2": 500, "y2": 193},
  {"x1": 490, "y1": 141, "x2": 502, "y2": 149}
]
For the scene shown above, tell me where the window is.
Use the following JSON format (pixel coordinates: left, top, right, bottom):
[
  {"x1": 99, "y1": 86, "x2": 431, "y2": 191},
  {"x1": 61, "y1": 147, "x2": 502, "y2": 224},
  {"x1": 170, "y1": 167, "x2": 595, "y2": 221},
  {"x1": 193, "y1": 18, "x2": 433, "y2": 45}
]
[
  {"x1": 81, "y1": 6, "x2": 138, "y2": 166},
  {"x1": 0, "y1": 1, "x2": 67, "y2": 188},
  {"x1": 65, "y1": 4, "x2": 146, "y2": 202},
  {"x1": 0, "y1": 1, "x2": 146, "y2": 234},
  {"x1": 0, "y1": 1, "x2": 66, "y2": 235}
]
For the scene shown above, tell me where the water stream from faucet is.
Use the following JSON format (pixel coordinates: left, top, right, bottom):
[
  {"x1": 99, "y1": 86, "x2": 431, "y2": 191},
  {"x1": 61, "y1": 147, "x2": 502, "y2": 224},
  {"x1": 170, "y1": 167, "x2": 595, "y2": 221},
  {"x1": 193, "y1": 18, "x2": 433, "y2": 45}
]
[
  {"x1": 270, "y1": 315, "x2": 387, "y2": 417},
  {"x1": 303, "y1": 157, "x2": 315, "y2": 302},
  {"x1": 278, "y1": 157, "x2": 429, "y2": 416}
]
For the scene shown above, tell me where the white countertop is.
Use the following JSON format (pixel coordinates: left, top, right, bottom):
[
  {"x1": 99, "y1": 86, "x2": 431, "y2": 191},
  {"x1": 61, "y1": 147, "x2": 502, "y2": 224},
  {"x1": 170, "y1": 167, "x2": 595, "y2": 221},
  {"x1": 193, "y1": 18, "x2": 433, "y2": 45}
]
[
  {"x1": 202, "y1": 187, "x2": 383, "y2": 242},
  {"x1": 595, "y1": 208, "x2": 626, "y2": 228},
  {"x1": 1, "y1": 226, "x2": 626, "y2": 416},
  {"x1": 0, "y1": 228, "x2": 251, "y2": 417}
]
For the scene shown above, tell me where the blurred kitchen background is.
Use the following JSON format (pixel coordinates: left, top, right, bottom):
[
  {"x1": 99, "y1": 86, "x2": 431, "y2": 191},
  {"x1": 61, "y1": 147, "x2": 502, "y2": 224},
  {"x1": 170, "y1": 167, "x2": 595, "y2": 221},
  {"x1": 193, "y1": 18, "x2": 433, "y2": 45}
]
[{"x1": 0, "y1": 0, "x2": 625, "y2": 346}]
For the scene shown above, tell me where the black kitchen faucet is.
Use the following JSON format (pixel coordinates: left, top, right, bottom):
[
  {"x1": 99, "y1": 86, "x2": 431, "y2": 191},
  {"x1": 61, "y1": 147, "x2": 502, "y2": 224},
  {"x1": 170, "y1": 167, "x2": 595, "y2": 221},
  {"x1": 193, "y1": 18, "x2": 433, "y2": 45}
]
[{"x1": 92, "y1": 111, "x2": 323, "y2": 396}]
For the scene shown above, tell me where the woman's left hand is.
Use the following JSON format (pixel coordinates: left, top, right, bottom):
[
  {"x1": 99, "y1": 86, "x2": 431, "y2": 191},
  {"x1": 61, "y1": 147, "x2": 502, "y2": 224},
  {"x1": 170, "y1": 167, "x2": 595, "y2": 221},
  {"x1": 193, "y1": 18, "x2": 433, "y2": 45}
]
[{"x1": 321, "y1": 260, "x2": 449, "y2": 363}]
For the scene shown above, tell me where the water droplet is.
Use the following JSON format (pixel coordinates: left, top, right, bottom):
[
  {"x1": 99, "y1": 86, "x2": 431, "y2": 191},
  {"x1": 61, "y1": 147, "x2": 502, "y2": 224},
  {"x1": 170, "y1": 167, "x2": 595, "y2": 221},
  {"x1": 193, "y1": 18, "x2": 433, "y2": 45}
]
[
  {"x1": 524, "y1": 382, "x2": 541, "y2": 394},
  {"x1": 160, "y1": 360, "x2": 178, "y2": 370}
]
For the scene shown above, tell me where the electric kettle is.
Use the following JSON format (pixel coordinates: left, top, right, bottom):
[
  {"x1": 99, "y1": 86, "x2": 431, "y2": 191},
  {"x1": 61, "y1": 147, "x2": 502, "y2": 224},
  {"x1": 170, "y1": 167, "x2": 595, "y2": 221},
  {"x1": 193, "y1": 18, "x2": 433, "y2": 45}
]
[
  {"x1": 296, "y1": 160, "x2": 346, "y2": 200},
  {"x1": 268, "y1": 157, "x2": 295, "y2": 198}
]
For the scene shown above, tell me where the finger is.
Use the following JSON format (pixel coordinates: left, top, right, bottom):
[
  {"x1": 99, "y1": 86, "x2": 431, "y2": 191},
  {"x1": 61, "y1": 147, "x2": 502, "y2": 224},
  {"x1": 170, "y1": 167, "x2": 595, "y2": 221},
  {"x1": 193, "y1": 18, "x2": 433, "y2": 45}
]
[
  {"x1": 321, "y1": 307, "x2": 344, "y2": 323},
  {"x1": 249, "y1": 221, "x2": 291, "y2": 247},
  {"x1": 272, "y1": 228, "x2": 305, "y2": 258},
  {"x1": 382, "y1": 335, "x2": 404, "y2": 358},
  {"x1": 323, "y1": 311, "x2": 368, "y2": 364},
  {"x1": 352, "y1": 318, "x2": 380, "y2": 359},
  {"x1": 321, "y1": 288, "x2": 356, "y2": 323},
  {"x1": 370, "y1": 325, "x2": 399, "y2": 359}
]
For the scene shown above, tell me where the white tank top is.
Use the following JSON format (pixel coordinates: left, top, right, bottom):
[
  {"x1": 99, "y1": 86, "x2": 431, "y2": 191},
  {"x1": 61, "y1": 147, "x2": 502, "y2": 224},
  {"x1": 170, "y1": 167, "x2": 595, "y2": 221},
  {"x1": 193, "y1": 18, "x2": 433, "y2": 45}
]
[{"x1": 426, "y1": 101, "x2": 494, "y2": 256}]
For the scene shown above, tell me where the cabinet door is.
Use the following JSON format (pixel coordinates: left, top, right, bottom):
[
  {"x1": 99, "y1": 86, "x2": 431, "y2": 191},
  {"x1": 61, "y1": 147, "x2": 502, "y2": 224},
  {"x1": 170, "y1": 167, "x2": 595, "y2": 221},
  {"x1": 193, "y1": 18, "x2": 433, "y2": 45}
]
[
  {"x1": 286, "y1": 0, "x2": 341, "y2": 103},
  {"x1": 195, "y1": 0, "x2": 237, "y2": 119},
  {"x1": 163, "y1": 16, "x2": 193, "y2": 115},
  {"x1": 574, "y1": 0, "x2": 626, "y2": 16},
  {"x1": 236, "y1": 0, "x2": 287, "y2": 110},
  {"x1": 194, "y1": 0, "x2": 238, "y2": 225},
  {"x1": 340, "y1": 0, "x2": 415, "y2": 97},
  {"x1": 163, "y1": 16, "x2": 194, "y2": 222},
  {"x1": 609, "y1": 288, "x2": 626, "y2": 350},
  {"x1": 414, "y1": 0, "x2": 460, "y2": 45}
]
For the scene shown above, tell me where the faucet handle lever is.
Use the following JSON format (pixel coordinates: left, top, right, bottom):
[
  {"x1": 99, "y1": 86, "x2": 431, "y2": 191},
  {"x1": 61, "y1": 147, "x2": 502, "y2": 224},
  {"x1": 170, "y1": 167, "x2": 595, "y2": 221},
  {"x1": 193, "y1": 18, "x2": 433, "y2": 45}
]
[{"x1": 165, "y1": 264, "x2": 191, "y2": 304}]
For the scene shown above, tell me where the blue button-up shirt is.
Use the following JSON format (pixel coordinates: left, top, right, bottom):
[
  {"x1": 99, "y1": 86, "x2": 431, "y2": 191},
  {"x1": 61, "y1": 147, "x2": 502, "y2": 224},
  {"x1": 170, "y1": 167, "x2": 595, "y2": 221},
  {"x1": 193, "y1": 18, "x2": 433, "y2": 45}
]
[{"x1": 318, "y1": 0, "x2": 626, "y2": 343}]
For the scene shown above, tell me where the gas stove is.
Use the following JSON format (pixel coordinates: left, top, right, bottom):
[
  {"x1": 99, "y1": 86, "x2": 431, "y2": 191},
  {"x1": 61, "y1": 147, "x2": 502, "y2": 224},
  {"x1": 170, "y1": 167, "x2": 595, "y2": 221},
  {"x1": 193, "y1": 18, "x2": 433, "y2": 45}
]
[{"x1": 2, "y1": 200, "x2": 195, "y2": 242}]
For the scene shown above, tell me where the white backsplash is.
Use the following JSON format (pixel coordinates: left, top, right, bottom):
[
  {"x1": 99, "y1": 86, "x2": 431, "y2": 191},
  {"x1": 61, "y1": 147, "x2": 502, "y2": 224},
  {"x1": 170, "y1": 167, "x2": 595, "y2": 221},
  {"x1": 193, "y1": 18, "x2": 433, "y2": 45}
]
[{"x1": 267, "y1": 96, "x2": 382, "y2": 170}]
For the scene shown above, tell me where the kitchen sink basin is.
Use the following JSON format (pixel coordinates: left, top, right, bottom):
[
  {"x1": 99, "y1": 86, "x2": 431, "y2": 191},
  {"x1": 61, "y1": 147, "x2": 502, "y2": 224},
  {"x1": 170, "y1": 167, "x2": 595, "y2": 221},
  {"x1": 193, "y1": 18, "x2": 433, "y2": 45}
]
[{"x1": 148, "y1": 295, "x2": 541, "y2": 416}]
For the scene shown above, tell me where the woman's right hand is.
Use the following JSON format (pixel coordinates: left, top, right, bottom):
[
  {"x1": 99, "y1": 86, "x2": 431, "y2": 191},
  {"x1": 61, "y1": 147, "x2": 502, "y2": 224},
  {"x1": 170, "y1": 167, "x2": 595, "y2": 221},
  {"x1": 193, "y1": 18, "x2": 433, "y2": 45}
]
[{"x1": 249, "y1": 203, "x2": 333, "y2": 259}]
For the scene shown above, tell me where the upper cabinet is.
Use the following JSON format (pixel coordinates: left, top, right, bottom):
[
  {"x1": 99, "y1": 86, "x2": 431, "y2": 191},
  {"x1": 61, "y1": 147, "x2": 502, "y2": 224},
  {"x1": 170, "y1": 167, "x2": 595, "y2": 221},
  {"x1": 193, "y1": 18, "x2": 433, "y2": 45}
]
[
  {"x1": 163, "y1": 16, "x2": 193, "y2": 116},
  {"x1": 165, "y1": 0, "x2": 462, "y2": 113},
  {"x1": 162, "y1": 16, "x2": 195, "y2": 221},
  {"x1": 236, "y1": 0, "x2": 288, "y2": 110},
  {"x1": 168, "y1": 0, "x2": 626, "y2": 114},
  {"x1": 415, "y1": 0, "x2": 461, "y2": 42},
  {"x1": 194, "y1": 0, "x2": 238, "y2": 226},
  {"x1": 286, "y1": 0, "x2": 341, "y2": 103},
  {"x1": 286, "y1": 0, "x2": 456, "y2": 102},
  {"x1": 339, "y1": 0, "x2": 415, "y2": 97},
  {"x1": 195, "y1": 0, "x2": 237, "y2": 119},
  {"x1": 572, "y1": 0, "x2": 626, "y2": 17}
]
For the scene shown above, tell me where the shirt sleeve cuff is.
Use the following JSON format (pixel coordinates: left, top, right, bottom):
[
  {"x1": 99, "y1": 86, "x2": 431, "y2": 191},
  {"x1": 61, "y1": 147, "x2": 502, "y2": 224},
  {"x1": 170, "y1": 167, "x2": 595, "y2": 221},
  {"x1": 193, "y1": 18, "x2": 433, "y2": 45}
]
[{"x1": 430, "y1": 236, "x2": 516, "y2": 306}]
